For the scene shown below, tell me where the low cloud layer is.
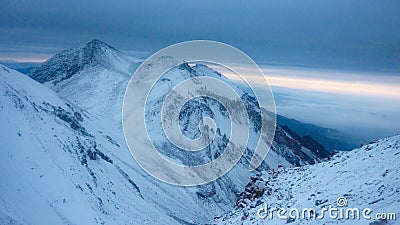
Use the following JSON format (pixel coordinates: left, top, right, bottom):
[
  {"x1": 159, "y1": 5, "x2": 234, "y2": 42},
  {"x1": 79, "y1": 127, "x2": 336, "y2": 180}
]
[{"x1": 219, "y1": 65, "x2": 400, "y2": 142}]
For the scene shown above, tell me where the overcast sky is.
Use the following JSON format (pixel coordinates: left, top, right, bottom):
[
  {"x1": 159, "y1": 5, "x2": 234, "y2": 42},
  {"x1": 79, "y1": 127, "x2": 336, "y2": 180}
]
[
  {"x1": 1, "y1": 0, "x2": 399, "y2": 72},
  {"x1": 1, "y1": 0, "x2": 399, "y2": 141}
]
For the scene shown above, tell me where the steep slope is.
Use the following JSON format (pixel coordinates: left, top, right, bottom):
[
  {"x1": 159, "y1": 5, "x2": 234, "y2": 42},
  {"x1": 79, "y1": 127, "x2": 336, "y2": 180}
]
[
  {"x1": 144, "y1": 61, "x2": 329, "y2": 171},
  {"x1": 29, "y1": 39, "x2": 141, "y2": 128},
  {"x1": 216, "y1": 135, "x2": 400, "y2": 225},
  {"x1": 2, "y1": 65, "x2": 244, "y2": 224},
  {"x1": 0, "y1": 64, "x2": 326, "y2": 225},
  {"x1": 29, "y1": 39, "x2": 329, "y2": 169},
  {"x1": 19, "y1": 40, "x2": 331, "y2": 224},
  {"x1": 0, "y1": 64, "x2": 183, "y2": 224}
]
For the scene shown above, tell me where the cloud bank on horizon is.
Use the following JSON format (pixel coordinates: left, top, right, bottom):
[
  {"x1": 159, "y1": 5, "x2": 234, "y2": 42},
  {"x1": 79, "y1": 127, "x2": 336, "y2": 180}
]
[{"x1": 213, "y1": 64, "x2": 400, "y2": 142}]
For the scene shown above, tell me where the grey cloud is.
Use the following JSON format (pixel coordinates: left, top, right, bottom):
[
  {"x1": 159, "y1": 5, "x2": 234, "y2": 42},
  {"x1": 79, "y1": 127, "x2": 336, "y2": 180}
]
[{"x1": 0, "y1": 0, "x2": 399, "y2": 72}]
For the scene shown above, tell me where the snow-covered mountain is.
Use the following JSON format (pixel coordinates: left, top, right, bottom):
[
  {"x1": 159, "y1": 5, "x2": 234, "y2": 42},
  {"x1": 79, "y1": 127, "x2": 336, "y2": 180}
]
[
  {"x1": 216, "y1": 135, "x2": 400, "y2": 225},
  {"x1": 29, "y1": 39, "x2": 141, "y2": 129},
  {"x1": 0, "y1": 64, "x2": 182, "y2": 224},
  {"x1": 29, "y1": 39, "x2": 329, "y2": 168},
  {"x1": 1, "y1": 39, "x2": 332, "y2": 224}
]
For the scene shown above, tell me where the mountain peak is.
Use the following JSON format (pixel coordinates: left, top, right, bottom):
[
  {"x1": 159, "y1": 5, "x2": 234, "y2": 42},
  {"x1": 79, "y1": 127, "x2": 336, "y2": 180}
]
[
  {"x1": 29, "y1": 39, "x2": 132, "y2": 84},
  {"x1": 84, "y1": 39, "x2": 117, "y2": 52},
  {"x1": 87, "y1": 38, "x2": 105, "y2": 45}
]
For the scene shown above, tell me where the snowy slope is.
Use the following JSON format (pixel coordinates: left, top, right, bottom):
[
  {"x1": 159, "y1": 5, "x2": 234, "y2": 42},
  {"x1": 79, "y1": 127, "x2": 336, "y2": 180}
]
[
  {"x1": 29, "y1": 39, "x2": 141, "y2": 129},
  {"x1": 0, "y1": 64, "x2": 186, "y2": 225},
  {"x1": 144, "y1": 61, "x2": 328, "y2": 171},
  {"x1": 6, "y1": 39, "x2": 334, "y2": 224},
  {"x1": 0, "y1": 65, "x2": 241, "y2": 224},
  {"x1": 0, "y1": 64, "x2": 326, "y2": 225},
  {"x1": 29, "y1": 39, "x2": 328, "y2": 169},
  {"x1": 216, "y1": 135, "x2": 400, "y2": 225}
]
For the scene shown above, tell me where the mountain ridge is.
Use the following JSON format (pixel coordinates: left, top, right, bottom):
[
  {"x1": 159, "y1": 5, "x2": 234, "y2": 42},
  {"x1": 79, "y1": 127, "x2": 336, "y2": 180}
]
[
  {"x1": 0, "y1": 40, "x2": 339, "y2": 224},
  {"x1": 28, "y1": 39, "x2": 330, "y2": 168},
  {"x1": 277, "y1": 114, "x2": 360, "y2": 151},
  {"x1": 0, "y1": 55, "x2": 329, "y2": 224}
]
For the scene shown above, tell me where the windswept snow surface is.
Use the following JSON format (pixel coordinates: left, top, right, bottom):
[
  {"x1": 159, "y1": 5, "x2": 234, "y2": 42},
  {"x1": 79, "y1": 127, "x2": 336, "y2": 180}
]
[
  {"x1": 216, "y1": 135, "x2": 400, "y2": 225},
  {"x1": 29, "y1": 39, "x2": 141, "y2": 130},
  {"x1": 0, "y1": 64, "x2": 182, "y2": 225},
  {"x1": 0, "y1": 61, "x2": 326, "y2": 224},
  {"x1": 1, "y1": 39, "x2": 331, "y2": 224}
]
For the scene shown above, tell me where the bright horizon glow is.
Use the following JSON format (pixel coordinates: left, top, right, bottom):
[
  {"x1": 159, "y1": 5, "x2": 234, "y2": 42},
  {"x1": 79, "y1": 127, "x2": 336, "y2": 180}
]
[
  {"x1": 216, "y1": 65, "x2": 400, "y2": 98},
  {"x1": 266, "y1": 76, "x2": 400, "y2": 98},
  {"x1": 0, "y1": 55, "x2": 49, "y2": 63},
  {"x1": 2, "y1": 55, "x2": 398, "y2": 98},
  {"x1": 207, "y1": 64, "x2": 400, "y2": 141}
]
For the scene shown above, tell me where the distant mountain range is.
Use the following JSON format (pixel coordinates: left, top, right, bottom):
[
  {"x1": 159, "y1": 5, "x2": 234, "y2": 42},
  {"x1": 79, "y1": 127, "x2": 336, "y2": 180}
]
[
  {"x1": 277, "y1": 115, "x2": 360, "y2": 151},
  {"x1": 0, "y1": 61, "x2": 41, "y2": 74}
]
